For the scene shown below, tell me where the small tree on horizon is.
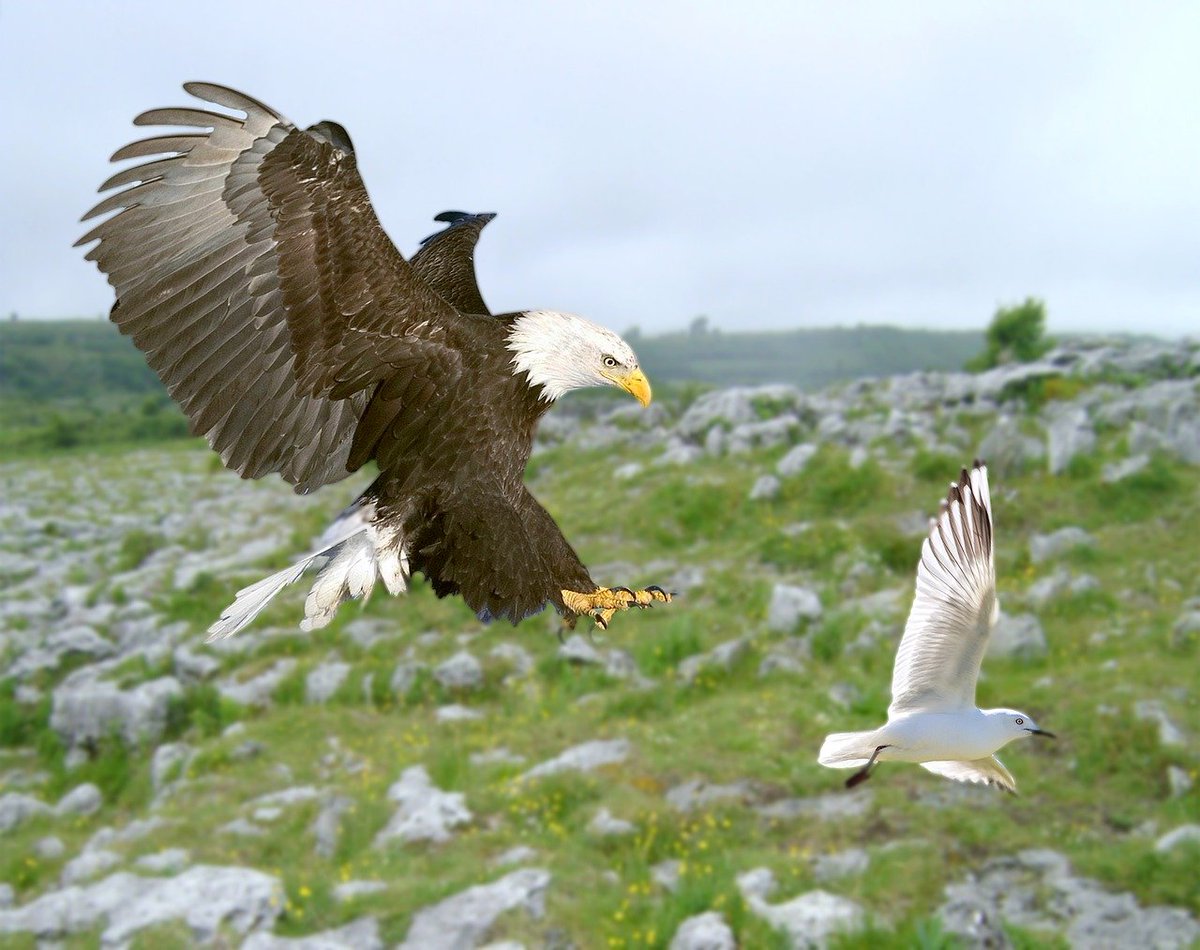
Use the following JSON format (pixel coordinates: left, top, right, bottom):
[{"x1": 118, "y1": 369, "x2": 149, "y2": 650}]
[{"x1": 969, "y1": 297, "x2": 1050, "y2": 370}]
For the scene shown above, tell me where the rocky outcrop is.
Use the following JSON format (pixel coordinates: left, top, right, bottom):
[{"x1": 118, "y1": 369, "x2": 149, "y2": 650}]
[
  {"x1": 374, "y1": 766, "x2": 472, "y2": 846},
  {"x1": 50, "y1": 674, "x2": 183, "y2": 749},
  {"x1": 0, "y1": 865, "x2": 282, "y2": 945},
  {"x1": 938, "y1": 849, "x2": 1199, "y2": 948},
  {"x1": 520, "y1": 739, "x2": 631, "y2": 780},
  {"x1": 398, "y1": 868, "x2": 551, "y2": 950}
]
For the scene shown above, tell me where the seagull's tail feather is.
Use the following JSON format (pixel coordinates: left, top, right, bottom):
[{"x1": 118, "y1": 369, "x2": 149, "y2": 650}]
[{"x1": 818, "y1": 729, "x2": 881, "y2": 769}]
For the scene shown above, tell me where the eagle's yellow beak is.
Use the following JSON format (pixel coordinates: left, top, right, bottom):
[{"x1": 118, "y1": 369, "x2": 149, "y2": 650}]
[{"x1": 604, "y1": 367, "x2": 652, "y2": 407}]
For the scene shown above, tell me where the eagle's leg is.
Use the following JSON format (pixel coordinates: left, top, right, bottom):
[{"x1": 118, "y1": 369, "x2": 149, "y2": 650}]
[{"x1": 561, "y1": 585, "x2": 674, "y2": 629}]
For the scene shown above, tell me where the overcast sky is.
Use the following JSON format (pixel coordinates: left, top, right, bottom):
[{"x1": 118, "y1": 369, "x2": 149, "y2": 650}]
[{"x1": 1, "y1": 1, "x2": 1196, "y2": 336}]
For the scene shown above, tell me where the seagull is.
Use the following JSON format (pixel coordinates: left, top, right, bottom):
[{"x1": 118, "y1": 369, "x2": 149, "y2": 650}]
[{"x1": 818, "y1": 461, "x2": 1055, "y2": 794}]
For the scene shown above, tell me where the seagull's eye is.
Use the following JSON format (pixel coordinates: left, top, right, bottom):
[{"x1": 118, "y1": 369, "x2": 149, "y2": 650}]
[
  {"x1": 602, "y1": 356, "x2": 618, "y2": 368},
  {"x1": 1015, "y1": 717, "x2": 1024, "y2": 725}
]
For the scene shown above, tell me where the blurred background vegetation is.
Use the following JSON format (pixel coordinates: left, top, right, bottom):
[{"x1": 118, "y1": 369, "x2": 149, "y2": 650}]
[{"x1": 1, "y1": 317, "x2": 990, "y2": 453}]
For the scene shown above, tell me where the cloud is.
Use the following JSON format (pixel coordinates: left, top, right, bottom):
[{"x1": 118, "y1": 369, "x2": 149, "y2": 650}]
[{"x1": 2, "y1": 1, "x2": 1197, "y2": 335}]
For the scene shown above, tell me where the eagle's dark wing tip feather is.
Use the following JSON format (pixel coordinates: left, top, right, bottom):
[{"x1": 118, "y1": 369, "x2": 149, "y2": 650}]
[{"x1": 419, "y1": 211, "x2": 497, "y2": 248}]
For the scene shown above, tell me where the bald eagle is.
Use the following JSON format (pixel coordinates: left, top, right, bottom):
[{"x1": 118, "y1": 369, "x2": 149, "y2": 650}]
[{"x1": 78, "y1": 82, "x2": 671, "y2": 637}]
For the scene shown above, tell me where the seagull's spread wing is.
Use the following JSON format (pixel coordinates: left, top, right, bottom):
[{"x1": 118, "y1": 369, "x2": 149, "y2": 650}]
[
  {"x1": 889, "y1": 462, "x2": 997, "y2": 714},
  {"x1": 78, "y1": 83, "x2": 471, "y2": 494},
  {"x1": 920, "y1": 756, "x2": 1016, "y2": 794}
]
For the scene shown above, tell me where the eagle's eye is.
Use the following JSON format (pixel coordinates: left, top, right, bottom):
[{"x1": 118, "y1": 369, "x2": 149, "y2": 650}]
[
  {"x1": 1015, "y1": 717, "x2": 1024, "y2": 725},
  {"x1": 602, "y1": 356, "x2": 618, "y2": 368}
]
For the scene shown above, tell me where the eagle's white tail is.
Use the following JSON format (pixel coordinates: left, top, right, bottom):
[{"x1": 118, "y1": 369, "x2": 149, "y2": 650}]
[
  {"x1": 206, "y1": 504, "x2": 407, "y2": 641},
  {"x1": 818, "y1": 729, "x2": 881, "y2": 769}
]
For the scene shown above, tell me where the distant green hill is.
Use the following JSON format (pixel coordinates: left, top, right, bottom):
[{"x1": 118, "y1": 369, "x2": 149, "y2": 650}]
[
  {"x1": 630, "y1": 323, "x2": 982, "y2": 388},
  {"x1": 1, "y1": 318, "x2": 982, "y2": 401},
  {"x1": 0, "y1": 318, "x2": 983, "y2": 451},
  {"x1": 0, "y1": 318, "x2": 163, "y2": 402}
]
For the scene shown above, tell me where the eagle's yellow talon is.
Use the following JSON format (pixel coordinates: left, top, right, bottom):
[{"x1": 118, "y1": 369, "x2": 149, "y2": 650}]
[{"x1": 561, "y1": 585, "x2": 675, "y2": 627}]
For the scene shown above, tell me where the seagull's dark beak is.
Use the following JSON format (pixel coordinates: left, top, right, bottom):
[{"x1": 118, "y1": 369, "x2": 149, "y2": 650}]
[{"x1": 1026, "y1": 728, "x2": 1056, "y2": 739}]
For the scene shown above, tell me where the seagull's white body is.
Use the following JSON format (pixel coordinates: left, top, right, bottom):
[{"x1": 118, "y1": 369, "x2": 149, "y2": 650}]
[{"x1": 819, "y1": 463, "x2": 1053, "y2": 794}]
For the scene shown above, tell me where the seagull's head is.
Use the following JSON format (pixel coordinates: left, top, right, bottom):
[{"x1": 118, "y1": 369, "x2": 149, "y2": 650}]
[
  {"x1": 991, "y1": 708, "x2": 1056, "y2": 743},
  {"x1": 507, "y1": 310, "x2": 651, "y2": 406}
]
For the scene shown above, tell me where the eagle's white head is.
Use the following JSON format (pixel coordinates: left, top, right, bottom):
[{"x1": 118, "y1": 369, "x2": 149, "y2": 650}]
[{"x1": 506, "y1": 310, "x2": 651, "y2": 405}]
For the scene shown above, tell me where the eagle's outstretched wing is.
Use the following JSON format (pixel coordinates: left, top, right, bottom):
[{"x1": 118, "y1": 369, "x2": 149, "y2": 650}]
[
  {"x1": 410, "y1": 211, "x2": 496, "y2": 315},
  {"x1": 78, "y1": 82, "x2": 473, "y2": 493}
]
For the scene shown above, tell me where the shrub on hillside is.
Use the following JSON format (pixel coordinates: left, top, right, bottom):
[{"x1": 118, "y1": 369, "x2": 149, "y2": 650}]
[{"x1": 969, "y1": 297, "x2": 1051, "y2": 370}]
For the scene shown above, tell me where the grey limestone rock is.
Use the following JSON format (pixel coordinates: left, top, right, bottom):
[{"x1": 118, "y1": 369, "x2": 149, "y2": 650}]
[
  {"x1": 938, "y1": 849, "x2": 1199, "y2": 950},
  {"x1": 666, "y1": 778, "x2": 758, "y2": 812},
  {"x1": 243, "y1": 915, "x2": 383, "y2": 950},
  {"x1": 986, "y1": 612, "x2": 1047, "y2": 660},
  {"x1": 51, "y1": 675, "x2": 183, "y2": 748},
  {"x1": 659, "y1": 442, "x2": 704, "y2": 466},
  {"x1": 736, "y1": 870, "x2": 866, "y2": 949},
  {"x1": 172, "y1": 645, "x2": 221, "y2": 682},
  {"x1": 1102, "y1": 453, "x2": 1151, "y2": 483},
  {"x1": 558, "y1": 634, "x2": 603, "y2": 666},
  {"x1": 492, "y1": 845, "x2": 538, "y2": 867},
  {"x1": 1046, "y1": 405, "x2": 1095, "y2": 474},
  {"x1": 777, "y1": 443, "x2": 818, "y2": 478},
  {"x1": 436, "y1": 704, "x2": 482, "y2": 722},
  {"x1": 55, "y1": 782, "x2": 102, "y2": 816},
  {"x1": 333, "y1": 880, "x2": 388, "y2": 902},
  {"x1": 749, "y1": 474, "x2": 781, "y2": 500},
  {"x1": 34, "y1": 836, "x2": 66, "y2": 859},
  {"x1": 767, "y1": 584, "x2": 822, "y2": 632},
  {"x1": 977, "y1": 416, "x2": 1044, "y2": 476},
  {"x1": 0, "y1": 865, "x2": 281, "y2": 945},
  {"x1": 374, "y1": 765, "x2": 471, "y2": 846},
  {"x1": 813, "y1": 848, "x2": 869, "y2": 882},
  {"x1": 490, "y1": 642, "x2": 534, "y2": 677},
  {"x1": 46, "y1": 625, "x2": 114, "y2": 661},
  {"x1": 1029, "y1": 526, "x2": 1094, "y2": 564},
  {"x1": 218, "y1": 658, "x2": 296, "y2": 707},
  {"x1": 1134, "y1": 699, "x2": 1187, "y2": 747},
  {"x1": 391, "y1": 660, "x2": 427, "y2": 695},
  {"x1": 669, "y1": 911, "x2": 736, "y2": 950},
  {"x1": 151, "y1": 742, "x2": 193, "y2": 793},
  {"x1": 676, "y1": 385, "x2": 801, "y2": 440},
  {"x1": 679, "y1": 636, "x2": 750, "y2": 685},
  {"x1": 434, "y1": 650, "x2": 483, "y2": 690},
  {"x1": 135, "y1": 848, "x2": 190, "y2": 873},
  {"x1": 1155, "y1": 825, "x2": 1200, "y2": 854},
  {"x1": 756, "y1": 791, "x2": 873, "y2": 823},
  {"x1": 305, "y1": 659, "x2": 350, "y2": 703},
  {"x1": 0, "y1": 792, "x2": 51, "y2": 833},
  {"x1": 588, "y1": 807, "x2": 635, "y2": 837},
  {"x1": 398, "y1": 868, "x2": 550, "y2": 950},
  {"x1": 521, "y1": 739, "x2": 630, "y2": 780},
  {"x1": 312, "y1": 794, "x2": 354, "y2": 858},
  {"x1": 60, "y1": 848, "x2": 121, "y2": 885},
  {"x1": 728, "y1": 416, "x2": 800, "y2": 454}
]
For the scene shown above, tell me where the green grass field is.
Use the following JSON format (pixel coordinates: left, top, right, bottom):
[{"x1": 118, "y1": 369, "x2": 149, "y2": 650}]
[{"x1": 1, "y1": 397, "x2": 1196, "y2": 946}]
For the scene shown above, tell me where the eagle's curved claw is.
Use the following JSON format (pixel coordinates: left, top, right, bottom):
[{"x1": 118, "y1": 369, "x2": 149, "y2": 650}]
[{"x1": 561, "y1": 584, "x2": 675, "y2": 628}]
